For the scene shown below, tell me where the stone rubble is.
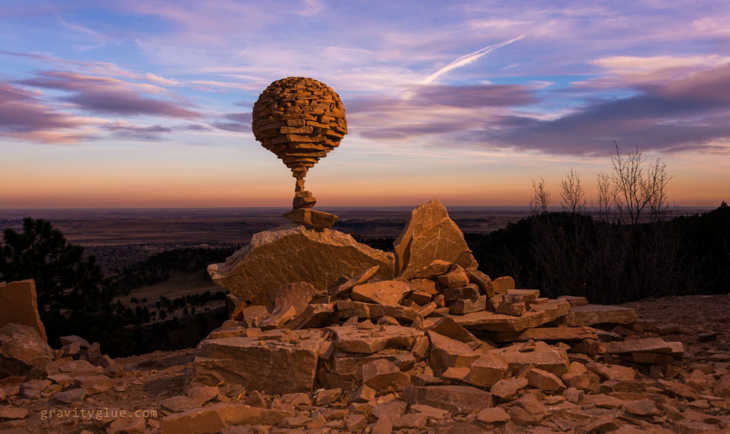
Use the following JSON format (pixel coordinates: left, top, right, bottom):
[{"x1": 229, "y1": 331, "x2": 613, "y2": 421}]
[{"x1": 2, "y1": 202, "x2": 730, "y2": 434}]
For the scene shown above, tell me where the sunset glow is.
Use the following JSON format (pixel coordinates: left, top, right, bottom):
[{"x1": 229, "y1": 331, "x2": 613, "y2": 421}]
[{"x1": 1, "y1": 1, "x2": 729, "y2": 208}]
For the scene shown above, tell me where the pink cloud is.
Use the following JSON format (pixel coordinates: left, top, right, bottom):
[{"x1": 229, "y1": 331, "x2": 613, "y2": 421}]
[
  {"x1": 17, "y1": 71, "x2": 200, "y2": 118},
  {"x1": 0, "y1": 81, "x2": 90, "y2": 144}
]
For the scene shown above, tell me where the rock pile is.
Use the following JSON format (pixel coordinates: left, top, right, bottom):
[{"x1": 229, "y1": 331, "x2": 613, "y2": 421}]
[
  {"x1": 162, "y1": 200, "x2": 730, "y2": 434},
  {"x1": 3, "y1": 202, "x2": 730, "y2": 434},
  {"x1": 0, "y1": 320, "x2": 127, "y2": 432}
]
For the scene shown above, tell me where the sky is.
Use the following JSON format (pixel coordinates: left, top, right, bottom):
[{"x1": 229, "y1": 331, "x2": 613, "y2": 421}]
[{"x1": 1, "y1": 0, "x2": 729, "y2": 209}]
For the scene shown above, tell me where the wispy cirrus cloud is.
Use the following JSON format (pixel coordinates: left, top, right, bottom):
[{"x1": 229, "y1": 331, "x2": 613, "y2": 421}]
[{"x1": 420, "y1": 35, "x2": 526, "y2": 85}]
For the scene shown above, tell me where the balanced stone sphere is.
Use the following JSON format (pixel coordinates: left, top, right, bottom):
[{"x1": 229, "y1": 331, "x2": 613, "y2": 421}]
[{"x1": 252, "y1": 77, "x2": 348, "y2": 180}]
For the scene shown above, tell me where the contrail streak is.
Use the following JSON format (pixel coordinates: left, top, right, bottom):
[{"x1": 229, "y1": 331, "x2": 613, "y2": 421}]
[{"x1": 420, "y1": 34, "x2": 526, "y2": 85}]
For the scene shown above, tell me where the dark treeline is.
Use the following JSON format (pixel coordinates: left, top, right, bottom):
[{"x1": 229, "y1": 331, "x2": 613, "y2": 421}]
[
  {"x1": 0, "y1": 218, "x2": 236, "y2": 357},
  {"x1": 467, "y1": 202, "x2": 730, "y2": 304}
]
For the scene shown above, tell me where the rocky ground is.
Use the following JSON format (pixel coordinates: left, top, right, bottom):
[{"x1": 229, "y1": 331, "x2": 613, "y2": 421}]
[
  {"x1": 2, "y1": 199, "x2": 729, "y2": 434},
  {"x1": 1, "y1": 294, "x2": 728, "y2": 434}
]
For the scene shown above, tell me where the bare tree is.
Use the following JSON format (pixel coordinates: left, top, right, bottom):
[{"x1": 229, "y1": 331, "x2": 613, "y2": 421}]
[
  {"x1": 610, "y1": 141, "x2": 671, "y2": 224},
  {"x1": 530, "y1": 178, "x2": 551, "y2": 214},
  {"x1": 560, "y1": 168, "x2": 586, "y2": 214},
  {"x1": 596, "y1": 171, "x2": 613, "y2": 221}
]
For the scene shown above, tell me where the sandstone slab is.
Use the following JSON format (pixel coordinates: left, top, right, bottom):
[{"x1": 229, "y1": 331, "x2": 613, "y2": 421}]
[
  {"x1": 0, "y1": 280, "x2": 47, "y2": 342},
  {"x1": 496, "y1": 341, "x2": 570, "y2": 376},
  {"x1": 282, "y1": 208, "x2": 338, "y2": 230},
  {"x1": 394, "y1": 200, "x2": 477, "y2": 279},
  {"x1": 566, "y1": 304, "x2": 638, "y2": 326},
  {"x1": 191, "y1": 329, "x2": 325, "y2": 395},
  {"x1": 493, "y1": 326, "x2": 598, "y2": 343},
  {"x1": 352, "y1": 280, "x2": 410, "y2": 306},
  {"x1": 328, "y1": 325, "x2": 423, "y2": 354},
  {"x1": 454, "y1": 310, "x2": 551, "y2": 332},
  {"x1": 161, "y1": 404, "x2": 291, "y2": 434},
  {"x1": 404, "y1": 385, "x2": 492, "y2": 414},
  {"x1": 209, "y1": 225, "x2": 393, "y2": 304}
]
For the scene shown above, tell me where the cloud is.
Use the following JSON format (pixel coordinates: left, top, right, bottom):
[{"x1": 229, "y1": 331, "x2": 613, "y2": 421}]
[
  {"x1": 0, "y1": 81, "x2": 90, "y2": 144},
  {"x1": 211, "y1": 112, "x2": 252, "y2": 132},
  {"x1": 17, "y1": 71, "x2": 200, "y2": 118},
  {"x1": 345, "y1": 83, "x2": 540, "y2": 140},
  {"x1": 104, "y1": 123, "x2": 172, "y2": 141},
  {"x1": 476, "y1": 63, "x2": 730, "y2": 155},
  {"x1": 421, "y1": 35, "x2": 526, "y2": 85},
  {"x1": 144, "y1": 73, "x2": 181, "y2": 86}
]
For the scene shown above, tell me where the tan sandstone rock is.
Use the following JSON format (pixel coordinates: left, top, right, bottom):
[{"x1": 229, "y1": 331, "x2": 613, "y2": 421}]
[
  {"x1": 0, "y1": 323, "x2": 54, "y2": 377},
  {"x1": 208, "y1": 224, "x2": 393, "y2": 304},
  {"x1": 404, "y1": 385, "x2": 492, "y2": 414},
  {"x1": 0, "y1": 280, "x2": 47, "y2": 342},
  {"x1": 191, "y1": 329, "x2": 325, "y2": 395},
  {"x1": 393, "y1": 200, "x2": 477, "y2": 279}
]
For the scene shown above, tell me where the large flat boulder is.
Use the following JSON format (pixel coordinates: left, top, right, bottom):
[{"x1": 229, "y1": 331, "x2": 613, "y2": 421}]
[
  {"x1": 208, "y1": 224, "x2": 394, "y2": 304},
  {"x1": 0, "y1": 323, "x2": 54, "y2": 376},
  {"x1": 191, "y1": 329, "x2": 326, "y2": 395},
  {"x1": 0, "y1": 280, "x2": 47, "y2": 342},
  {"x1": 393, "y1": 199, "x2": 477, "y2": 279}
]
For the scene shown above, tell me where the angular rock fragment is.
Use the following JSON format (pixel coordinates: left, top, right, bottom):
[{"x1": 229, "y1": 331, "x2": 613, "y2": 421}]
[
  {"x1": 497, "y1": 341, "x2": 570, "y2": 376},
  {"x1": 394, "y1": 200, "x2": 477, "y2": 279},
  {"x1": 410, "y1": 260, "x2": 452, "y2": 279},
  {"x1": 0, "y1": 323, "x2": 54, "y2": 377},
  {"x1": 361, "y1": 359, "x2": 410, "y2": 391},
  {"x1": 448, "y1": 295, "x2": 487, "y2": 315},
  {"x1": 352, "y1": 280, "x2": 410, "y2": 306},
  {"x1": 491, "y1": 276, "x2": 515, "y2": 293},
  {"x1": 525, "y1": 367, "x2": 565, "y2": 392},
  {"x1": 329, "y1": 325, "x2": 423, "y2": 354},
  {"x1": 476, "y1": 407, "x2": 510, "y2": 424},
  {"x1": 468, "y1": 352, "x2": 508, "y2": 388},
  {"x1": 427, "y1": 331, "x2": 479, "y2": 372},
  {"x1": 437, "y1": 267, "x2": 469, "y2": 290},
  {"x1": 329, "y1": 265, "x2": 380, "y2": 296},
  {"x1": 160, "y1": 404, "x2": 291, "y2": 434},
  {"x1": 404, "y1": 385, "x2": 492, "y2": 414},
  {"x1": 268, "y1": 282, "x2": 317, "y2": 315},
  {"x1": 491, "y1": 377, "x2": 528, "y2": 400}
]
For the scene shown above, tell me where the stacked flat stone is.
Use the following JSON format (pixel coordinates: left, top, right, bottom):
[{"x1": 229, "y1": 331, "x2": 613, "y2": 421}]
[{"x1": 252, "y1": 77, "x2": 347, "y2": 184}]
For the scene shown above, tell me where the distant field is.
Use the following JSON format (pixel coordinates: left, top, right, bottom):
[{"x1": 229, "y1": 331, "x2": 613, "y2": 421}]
[{"x1": 0, "y1": 206, "x2": 536, "y2": 246}]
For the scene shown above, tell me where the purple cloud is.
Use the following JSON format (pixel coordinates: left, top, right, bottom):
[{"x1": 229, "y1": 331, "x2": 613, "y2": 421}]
[
  {"x1": 211, "y1": 112, "x2": 252, "y2": 132},
  {"x1": 104, "y1": 123, "x2": 172, "y2": 141},
  {"x1": 478, "y1": 64, "x2": 730, "y2": 155},
  {"x1": 17, "y1": 71, "x2": 199, "y2": 118},
  {"x1": 0, "y1": 81, "x2": 87, "y2": 143}
]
